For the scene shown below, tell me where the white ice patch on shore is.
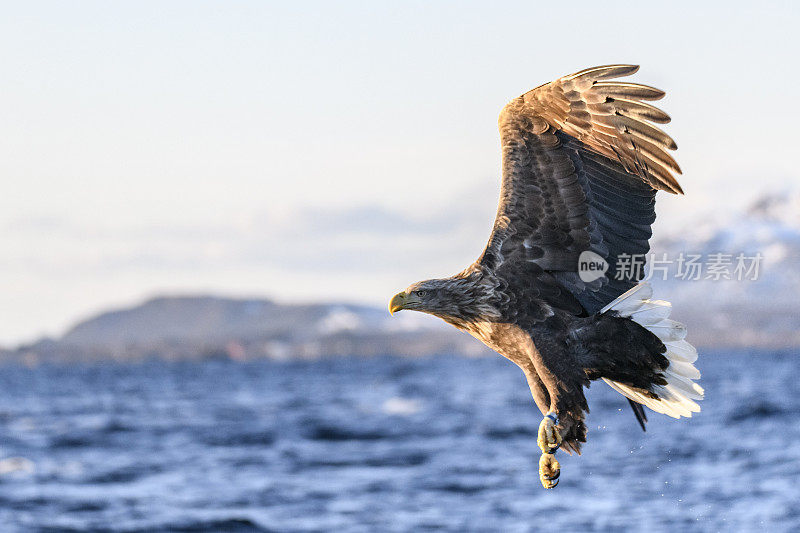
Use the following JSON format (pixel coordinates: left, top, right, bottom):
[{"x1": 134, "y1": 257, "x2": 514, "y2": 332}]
[{"x1": 317, "y1": 308, "x2": 362, "y2": 334}]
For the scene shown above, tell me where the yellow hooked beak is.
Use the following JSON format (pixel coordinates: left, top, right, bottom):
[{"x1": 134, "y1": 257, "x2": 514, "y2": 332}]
[{"x1": 389, "y1": 291, "x2": 407, "y2": 315}]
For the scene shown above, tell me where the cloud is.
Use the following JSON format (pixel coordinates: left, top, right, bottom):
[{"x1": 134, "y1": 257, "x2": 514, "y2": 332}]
[
  {"x1": 242, "y1": 201, "x2": 493, "y2": 273},
  {"x1": 3, "y1": 190, "x2": 497, "y2": 276}
]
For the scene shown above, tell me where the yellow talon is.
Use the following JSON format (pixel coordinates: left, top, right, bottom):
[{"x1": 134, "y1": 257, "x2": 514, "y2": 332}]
[
  {"x1": 537, "y1": 414, "x2": 562, "y2": 454},
  {"x1": 539, "y1": 452, "x2": 560, "y2": 489}
]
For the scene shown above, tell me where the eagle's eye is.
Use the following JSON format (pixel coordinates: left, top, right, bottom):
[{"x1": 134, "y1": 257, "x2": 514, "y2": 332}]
[{"x1": 413, "y1": 290, "x2": 426, "y2": 297}]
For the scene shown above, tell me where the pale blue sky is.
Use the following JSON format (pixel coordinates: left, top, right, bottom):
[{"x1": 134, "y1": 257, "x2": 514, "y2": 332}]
[{"x1": 2, "y1": 1, "x2": 798, "y2": 344}]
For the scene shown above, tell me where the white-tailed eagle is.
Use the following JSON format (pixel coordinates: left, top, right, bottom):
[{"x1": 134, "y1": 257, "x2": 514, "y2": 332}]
[{"x1": 389, "y1": 65, "x2": 702, "y2": 489}]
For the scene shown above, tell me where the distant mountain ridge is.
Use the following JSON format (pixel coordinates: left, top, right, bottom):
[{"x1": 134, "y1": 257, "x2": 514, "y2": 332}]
[
  {"x1": 5, "y1": 295, "x2": 487, "y2": 363},
  {"x1": 4, "y1": 190, "x2": 800, "y2": 363}
]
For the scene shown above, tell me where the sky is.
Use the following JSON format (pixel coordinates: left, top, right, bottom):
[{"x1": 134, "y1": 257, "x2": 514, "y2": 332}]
[{"x1": 2, "y1": 1, "x2": 799, "y2": 346}]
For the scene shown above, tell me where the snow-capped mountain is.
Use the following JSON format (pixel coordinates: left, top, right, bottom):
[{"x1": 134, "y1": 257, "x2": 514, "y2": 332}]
[{"x1": 650, "y1": 189, "x2": 800, "y2": 348}]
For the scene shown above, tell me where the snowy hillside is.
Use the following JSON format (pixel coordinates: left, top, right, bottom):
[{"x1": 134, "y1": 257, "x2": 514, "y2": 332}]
[{"x1": 651, "y1": 189, "x2": 800, "y2": 348}]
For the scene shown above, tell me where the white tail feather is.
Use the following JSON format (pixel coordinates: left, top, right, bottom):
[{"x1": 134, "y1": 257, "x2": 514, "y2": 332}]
[{"x1": 600, "y1": 282, "x2": 703, "y2": 418}]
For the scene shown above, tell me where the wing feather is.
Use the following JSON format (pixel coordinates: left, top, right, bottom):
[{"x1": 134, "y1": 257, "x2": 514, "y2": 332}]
[
  {"x1": 601, "y1": 98, "x2": 672, "y2": 124},
  {"x1": 591, "y1": 81, "x2": 666, "y2": 101},
  {"x1": 478, "y1": 64, "x2": 681, "y2": 314}
]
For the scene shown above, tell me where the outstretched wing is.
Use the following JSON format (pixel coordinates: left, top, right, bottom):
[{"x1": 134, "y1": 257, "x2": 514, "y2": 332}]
[{"x1": 478, "y1": 64, "x2": 681, "y2": 314}]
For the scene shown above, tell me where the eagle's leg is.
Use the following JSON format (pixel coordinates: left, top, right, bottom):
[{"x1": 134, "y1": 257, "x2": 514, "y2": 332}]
[
  {"x1": 517, "y1": 361, "x2": 562, "y2": 487},
  {"x1": 519, "y1": 362, "x2": 560, "y2": 453},
  {"x1": 525, "y1": 340, "x2": 589, "y2": 489},
  {"x1": 517, "y1": 361, "x2": 562, "y2": 486}
]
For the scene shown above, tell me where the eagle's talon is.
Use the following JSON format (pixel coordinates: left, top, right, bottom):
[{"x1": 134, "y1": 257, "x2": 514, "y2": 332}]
[
  {"x1": 537, "y1": 413, "x2": 562, "y2": 454},
  {"x1": 539, "y1": 452, "x2": 560, "y2": 489}
]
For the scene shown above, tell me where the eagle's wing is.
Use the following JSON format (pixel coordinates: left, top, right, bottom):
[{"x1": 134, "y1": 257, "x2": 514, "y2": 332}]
[{"x1": 478, "y1": 64, "x2": 681, "y2": 314}]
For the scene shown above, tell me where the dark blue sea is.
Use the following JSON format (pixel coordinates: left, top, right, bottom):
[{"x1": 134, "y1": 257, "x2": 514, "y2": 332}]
[{"x1": 0, "y1": 350, "x2": 798, "y2": 532}]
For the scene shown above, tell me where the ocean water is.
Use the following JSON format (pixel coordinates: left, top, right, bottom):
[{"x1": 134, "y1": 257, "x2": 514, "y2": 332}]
[{"x1": 0, "y1": 350, "x2": 798, "y2": 532}]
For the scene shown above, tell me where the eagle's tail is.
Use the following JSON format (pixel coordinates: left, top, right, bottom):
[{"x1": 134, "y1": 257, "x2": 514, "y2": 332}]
[{"x1": 600, "y1": 282, "x2": 703, "y2": 419}]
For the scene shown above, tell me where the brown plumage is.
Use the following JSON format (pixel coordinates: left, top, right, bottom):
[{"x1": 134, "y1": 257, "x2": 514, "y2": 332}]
[{"x1": 389, "y1": 65, "x2": 702, "y2": 487}]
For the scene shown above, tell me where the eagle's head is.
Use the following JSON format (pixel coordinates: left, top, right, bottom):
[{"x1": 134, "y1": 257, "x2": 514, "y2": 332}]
[{"x1": 389, "y1": 275, "x2": 500, "y2": 325}]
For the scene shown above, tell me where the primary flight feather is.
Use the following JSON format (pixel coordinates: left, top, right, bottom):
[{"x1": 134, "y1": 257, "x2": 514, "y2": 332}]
[{"x1": 388, "y1": 64, "x2": 702, "y2": 489}]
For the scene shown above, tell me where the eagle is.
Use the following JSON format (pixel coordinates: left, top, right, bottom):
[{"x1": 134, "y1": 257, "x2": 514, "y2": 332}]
[{"x1": 388, "y1": 65, "x2": 703, "y2": 489}]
